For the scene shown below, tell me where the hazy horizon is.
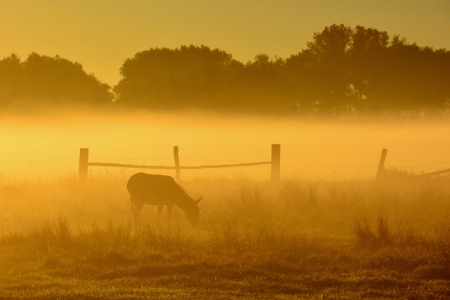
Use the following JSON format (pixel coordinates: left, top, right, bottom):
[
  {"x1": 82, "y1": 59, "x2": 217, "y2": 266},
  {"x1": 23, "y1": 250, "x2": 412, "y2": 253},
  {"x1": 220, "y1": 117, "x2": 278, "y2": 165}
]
[
  {"x1": 2, "y1": 1, "x2": 450, "y2": 298},
  {"x1": 1, "y1": 110, "x2": 449, "y2": 183}
]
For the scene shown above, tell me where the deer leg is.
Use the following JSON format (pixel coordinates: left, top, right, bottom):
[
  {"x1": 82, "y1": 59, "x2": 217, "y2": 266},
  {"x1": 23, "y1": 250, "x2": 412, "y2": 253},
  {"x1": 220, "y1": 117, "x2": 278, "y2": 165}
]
[
  {"x1": 133, "y1": 202, "x2": 144, "y2": 225},
  {"x1": 157, "y1": 205, "x2": 163, "y2": 222},
  {"x1": 167, "y1": 203, "x2": 174, "y2": 222}
]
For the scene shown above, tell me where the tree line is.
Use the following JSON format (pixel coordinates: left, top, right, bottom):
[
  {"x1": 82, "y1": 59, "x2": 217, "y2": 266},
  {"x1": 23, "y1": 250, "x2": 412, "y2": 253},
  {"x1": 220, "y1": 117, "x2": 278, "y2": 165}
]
[
  {"x1": 1, "y1": 24, "x2": 449, "y2": 117},
  {"x1": 0, "y1": 53, "x2": 112, "y2": 109}
]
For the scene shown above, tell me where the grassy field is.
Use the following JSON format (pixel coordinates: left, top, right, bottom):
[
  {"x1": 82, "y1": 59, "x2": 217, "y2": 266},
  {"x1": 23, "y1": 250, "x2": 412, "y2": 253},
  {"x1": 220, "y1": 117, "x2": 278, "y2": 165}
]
[{"x1": 0, "y1": 172, "x2": 449, "y2": 299}]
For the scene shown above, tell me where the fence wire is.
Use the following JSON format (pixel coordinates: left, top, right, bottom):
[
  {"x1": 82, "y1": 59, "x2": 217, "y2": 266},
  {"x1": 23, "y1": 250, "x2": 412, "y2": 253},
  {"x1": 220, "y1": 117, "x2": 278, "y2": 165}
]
[
  {"x1": 2, "y1": 154, "x2": 450, "y2": 183},
  {"x1": 0, "y1": 157, "x2": 77, "y2": 183}
]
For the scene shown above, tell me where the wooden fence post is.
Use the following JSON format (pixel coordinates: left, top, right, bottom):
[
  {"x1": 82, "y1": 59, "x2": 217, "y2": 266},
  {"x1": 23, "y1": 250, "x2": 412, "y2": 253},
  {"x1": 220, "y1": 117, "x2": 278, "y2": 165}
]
[
  {"x1": 79, "y1": 148, "x2": 89, "y2": 181},
  {"x1": 376, "y1": 148, "x2": 388, "y2": 182},
  {"x1": 271, "y1": 144, "x2": 281, "y2": 182},
  {"x1": 174, "y1": 146, "x2": 180, "y2": 182}
]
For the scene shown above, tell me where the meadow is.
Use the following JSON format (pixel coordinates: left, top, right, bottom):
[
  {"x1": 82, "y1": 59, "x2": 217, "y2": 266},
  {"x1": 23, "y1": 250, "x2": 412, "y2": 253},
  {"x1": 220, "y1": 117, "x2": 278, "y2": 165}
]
[{"x1": 0, "y1": 171, "x2": 449, "y2": 299}]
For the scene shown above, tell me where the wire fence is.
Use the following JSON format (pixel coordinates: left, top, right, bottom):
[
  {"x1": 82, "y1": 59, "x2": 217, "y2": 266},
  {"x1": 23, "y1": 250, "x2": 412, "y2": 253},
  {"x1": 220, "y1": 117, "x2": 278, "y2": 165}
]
[
  {"x1": 0, "y1": 157, "x2": 78, "y2": 183},
  {"x1": 2, "y1": 152, "x2": 450, "y2": 184}
]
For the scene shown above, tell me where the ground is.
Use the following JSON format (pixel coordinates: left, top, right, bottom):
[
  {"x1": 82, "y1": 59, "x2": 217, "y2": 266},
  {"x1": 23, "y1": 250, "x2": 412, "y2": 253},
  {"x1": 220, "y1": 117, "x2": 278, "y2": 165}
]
[{"x1": 1, "y1": 175, "x2": 449, "y2": 299}]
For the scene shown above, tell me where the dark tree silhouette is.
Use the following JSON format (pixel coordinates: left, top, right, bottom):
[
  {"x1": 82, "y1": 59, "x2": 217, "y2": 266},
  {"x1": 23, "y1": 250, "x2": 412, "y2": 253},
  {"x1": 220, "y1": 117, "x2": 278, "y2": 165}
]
[
  {"x1": 114, "y1": 45, "x2": 241, "y2": 110},
  {"x1": 2, "y1": 25, "x2": 448, "y2": 117},
  {"x1": 0, "y1": 53, "x2": 112, "y2": 109},
  {"x1": 114, "y1": 26, "x2": 450, "y2": 117},
  {"x1": 239, "y1": 54, "x2": 294, "y2": 113},
  {"x1": 0, "y1": 54, "x2": 23, "y2": 107},
  {"x1": 285, "y1": 25, "x2": 354, "y2": 115},
  {"x1": 115, "y1": 47, "x2": 296, "y2": 114},
  {"x1": 306, "y1": 24, "x2": 353, "y2": 113},
  {"x1": 379, "y1": 38, "x2": 450, "y2": 113},
  {"x1": 1, "y1": 25, "x2": 438, "y2": 116},
  {"x1": 286, "y1": 24, "x2": 450, "y2": 117},
  {"x1": 349, "y1": 26, "x2": 389, "y2": 112}
]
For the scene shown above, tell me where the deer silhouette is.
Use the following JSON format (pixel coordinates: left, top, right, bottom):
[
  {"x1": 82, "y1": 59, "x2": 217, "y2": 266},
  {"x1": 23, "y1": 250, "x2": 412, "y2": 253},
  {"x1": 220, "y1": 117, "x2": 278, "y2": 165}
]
[{"x1": 127, "y1": 173, "x2": 201, "y2": 227}]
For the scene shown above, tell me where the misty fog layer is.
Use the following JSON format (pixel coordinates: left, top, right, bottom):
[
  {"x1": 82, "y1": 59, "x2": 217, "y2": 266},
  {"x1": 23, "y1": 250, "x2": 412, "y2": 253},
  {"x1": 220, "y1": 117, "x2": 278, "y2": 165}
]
[{"x1": 1, "y1": 111, "x2": 449, "y2": 182}]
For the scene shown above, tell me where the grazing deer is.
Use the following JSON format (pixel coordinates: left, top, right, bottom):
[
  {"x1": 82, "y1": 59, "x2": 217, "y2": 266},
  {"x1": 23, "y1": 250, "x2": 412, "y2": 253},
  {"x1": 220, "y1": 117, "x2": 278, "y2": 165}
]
[{"x1": 127, "y1": 173, "x2": 201, "y2": 227}]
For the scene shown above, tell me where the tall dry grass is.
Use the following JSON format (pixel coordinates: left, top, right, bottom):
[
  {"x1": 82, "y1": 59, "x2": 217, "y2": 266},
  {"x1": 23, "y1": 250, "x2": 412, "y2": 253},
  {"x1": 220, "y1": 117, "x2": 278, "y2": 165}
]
[{"x1": 1, "y1": 172, "x2": 449, "y2": 281}]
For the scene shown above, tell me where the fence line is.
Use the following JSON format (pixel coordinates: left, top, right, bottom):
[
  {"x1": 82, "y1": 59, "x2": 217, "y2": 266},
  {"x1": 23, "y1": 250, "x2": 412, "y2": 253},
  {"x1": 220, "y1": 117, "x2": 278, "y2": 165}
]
[
  {"x1": 87, "y1": 161, "x2": 272, "y2": 169},
  {"x1": 1, "y1": 148, "x2": 449, "y2": 182},
  {"x1": 416, "y1": 168, "x2": 450, "y2": 177},
  {"x1": 79, "y1": 145, "x2": 279, "y2": 182},
  {"x1": 0, "y1": 157, "x2": 77, "y2": 182}
]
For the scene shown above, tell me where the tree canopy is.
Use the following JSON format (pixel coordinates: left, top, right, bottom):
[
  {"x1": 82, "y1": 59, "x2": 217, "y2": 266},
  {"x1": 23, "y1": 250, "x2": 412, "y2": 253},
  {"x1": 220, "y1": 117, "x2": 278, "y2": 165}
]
[
  {"x1": 114, "y1": 25, "x2": 450, "y2": 117},
  {"x1": 1, "y1": 24, "x2": 449, "y2": 117},
  {"x1": 285, "y1": 24, "x2": 450, "y2": 116},
  {"x1": 114, "y1": 45, "x2": 239, "y2": 110},
  {"x1": 0, "y1": 53, "x2": 112, "y2": 109}
]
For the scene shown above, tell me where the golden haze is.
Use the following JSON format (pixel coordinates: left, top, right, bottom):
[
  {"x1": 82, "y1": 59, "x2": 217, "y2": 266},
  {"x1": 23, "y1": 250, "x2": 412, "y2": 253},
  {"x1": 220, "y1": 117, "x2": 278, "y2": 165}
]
[{"x1": 1, "y1": 110, "x2": 450, "y2": 182}]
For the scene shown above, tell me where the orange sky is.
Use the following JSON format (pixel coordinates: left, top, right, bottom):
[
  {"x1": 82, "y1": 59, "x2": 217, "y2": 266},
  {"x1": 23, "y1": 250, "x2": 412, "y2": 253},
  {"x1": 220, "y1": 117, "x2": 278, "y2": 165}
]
[{"x1": 1, "y1": 0, "x2": 449, "y2": 86}]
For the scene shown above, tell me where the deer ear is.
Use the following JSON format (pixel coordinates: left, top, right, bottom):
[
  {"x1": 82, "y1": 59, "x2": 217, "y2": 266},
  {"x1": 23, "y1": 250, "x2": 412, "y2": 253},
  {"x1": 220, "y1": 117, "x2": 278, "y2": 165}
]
[{"x1": 195, "y1": 197, "x2": 202, "y2": 204}]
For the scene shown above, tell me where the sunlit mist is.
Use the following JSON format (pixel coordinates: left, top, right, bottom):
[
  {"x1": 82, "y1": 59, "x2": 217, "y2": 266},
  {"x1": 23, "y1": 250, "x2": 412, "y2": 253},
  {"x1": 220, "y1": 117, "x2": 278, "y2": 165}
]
[{"x1": 1, "y1": 2, "x2": 450, "y2": 298}]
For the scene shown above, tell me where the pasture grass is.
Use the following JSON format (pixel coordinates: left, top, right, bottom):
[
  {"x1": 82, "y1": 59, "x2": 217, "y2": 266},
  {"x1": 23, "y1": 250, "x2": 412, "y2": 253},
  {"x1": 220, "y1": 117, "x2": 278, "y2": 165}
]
[{"x1": 0, "y1": 174, "x2": 449, "y2": 299}]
